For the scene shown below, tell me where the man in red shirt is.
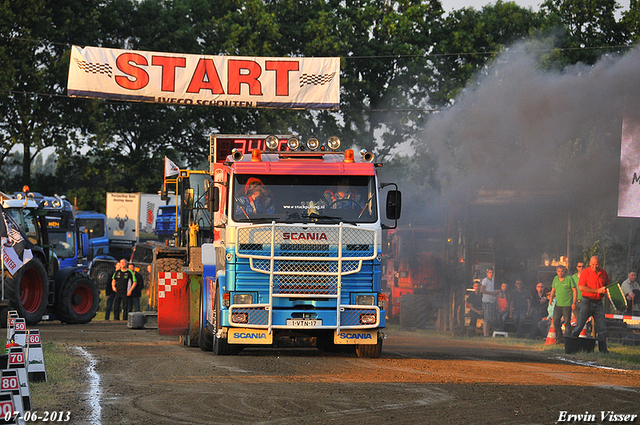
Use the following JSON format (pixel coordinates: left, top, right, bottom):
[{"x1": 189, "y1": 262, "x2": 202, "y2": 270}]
[{"x1": 571, "y1": 256, "x2": 609, "y2": 353}]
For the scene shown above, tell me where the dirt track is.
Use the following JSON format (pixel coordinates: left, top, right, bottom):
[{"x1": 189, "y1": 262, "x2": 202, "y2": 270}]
[{"x1": 37, "y1": 321, "x2": 640, "y2": 425}]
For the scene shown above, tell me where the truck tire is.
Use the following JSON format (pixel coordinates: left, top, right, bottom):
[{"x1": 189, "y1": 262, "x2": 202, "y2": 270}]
[
  {"x1": 90, "y1": 260, "x2": 115, "y2": 290},
  {"x1": 56, "y1": 274, "x2": 100, "y2": 324},
  {"x1": 4, "y1": 259, "x2": 48, "y2": 325},
  {"x1": 355, "y1": 335, "x2": 383, "y2": 358},
  {"x1": 198, "y1": 293, "x2": 213, "y2": 351},
  {"x1": 212, "y1": 287, "x2": 241, "y2": 355},
  {"x1": 156, "y1": 257, "x2": 183, "y2": 273},
  {"x1": 399, "y1": 293, "x2": 428, "y2": 329}
]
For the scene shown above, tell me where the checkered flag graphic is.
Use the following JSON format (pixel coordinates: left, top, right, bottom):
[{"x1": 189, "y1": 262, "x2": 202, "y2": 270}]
[
  {"x1": 299, "y1": 72, "x2": 336, "y2": 88},
  {"x1": 74, "y1": 58, "x2": 113, "y2": 78}
]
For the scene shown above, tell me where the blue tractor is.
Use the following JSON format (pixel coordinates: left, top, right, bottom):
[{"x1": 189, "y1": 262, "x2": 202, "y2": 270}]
[{"x1": 1, "y1": 190, "x2": 100, "y2": 324}]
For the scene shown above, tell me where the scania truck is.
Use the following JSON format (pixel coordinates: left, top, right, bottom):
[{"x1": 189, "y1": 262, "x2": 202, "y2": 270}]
[{"x1": 196, "y1": 134, "x2": 401, "y2": 358}]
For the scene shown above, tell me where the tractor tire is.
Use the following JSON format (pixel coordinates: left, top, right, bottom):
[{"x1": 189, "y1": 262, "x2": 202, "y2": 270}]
[
  {"x1": 56, "y1": 274, "x2": 100, "y2": 324},
  {"x1": 90, "y1": 260, "x2": 116, "y2": 290},
  {"x1": 355, "y1": 335, "x2": 383, "y2": 358},
  {"x1": 156, "y1": 257, "x2": 183, "y2": 273},
  {"x1": 198, "y1": 292, "x2": 213, "y2": 352},
  {"x1": 399, "y1": 293, "x2": 429, "y2": 330},
  {"x1": 4, "y1": 259, "x2": 48, "y2": 325}
]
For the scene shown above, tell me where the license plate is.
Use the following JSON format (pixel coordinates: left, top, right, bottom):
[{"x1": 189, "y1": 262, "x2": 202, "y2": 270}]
[{"x1": 286, "y1": 319, "x2": 322, "y2": 327}]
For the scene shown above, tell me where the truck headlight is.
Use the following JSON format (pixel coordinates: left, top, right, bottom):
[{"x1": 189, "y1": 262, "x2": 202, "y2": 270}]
[
  {"x1": 356, "y1": 295, "x2": 375, "y2": 305},
  {"x1": 231, "y1": 312, "x2": 248, "y2": 324},
  {"x1": 306, "y1": 137, "x2": 319, "y2": 151},
  {"x1": 233, "y1": 294, "x2": 253, "y2": 304},
  {"x1": 327, "y1": 136, "x2": 341, "y2": 151},
  {"x1": 359, "y1": 313, "x2": 377, "y2": 325},
  {"x1": 287, "y1": 136, "x2": 300, "y2": 151},
  {"x1": 265, "y1": 135, "x2": 279, "y2": 150}
]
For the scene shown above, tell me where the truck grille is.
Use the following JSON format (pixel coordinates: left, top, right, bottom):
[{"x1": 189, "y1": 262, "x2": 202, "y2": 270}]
[{"x1": 236, "y1": 224, "x2": 376, "y2": 296}]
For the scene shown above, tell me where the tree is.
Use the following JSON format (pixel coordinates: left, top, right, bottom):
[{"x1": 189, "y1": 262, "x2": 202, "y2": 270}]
[{"x1": 539, "y1": 0, "x2": 627, "y2": 67}]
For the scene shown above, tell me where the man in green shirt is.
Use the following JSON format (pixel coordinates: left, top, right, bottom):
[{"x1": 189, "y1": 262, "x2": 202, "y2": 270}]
[{"x1": 550, "y1": 265, "x2": 577, "y2": 343}]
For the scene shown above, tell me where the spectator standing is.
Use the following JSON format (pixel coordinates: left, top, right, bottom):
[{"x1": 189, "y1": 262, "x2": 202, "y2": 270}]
[
  {"x1": 509, "y1": 279, "x2": 531, "y2": 338},
  {"x1": 481, "y1": 269, "x2": 499, "y2": 337},
  {"x1": 571, "y1": 256, "x2": 609, "y2": 353},
  {"x1": 621, "y1": 270, "x2": 640, "y2": 316},
  {"x1": 128, "y1": 263, "x2": 144, "y2": 313},
  {"x1": 572, "y1": 261, "x2": 585, "y2": 313},
  {"x1": 496, "y1": 282, "x2": 510, "y2": 331},
  {"x1": 112, "y1": 258, "x2": 136, "y2": 321},
  {"x1": 466, "y1": 281, "x2": 483, "y2": 337},
  {"x1": 529, "y1": 282, "x2": 549, "y2": 339},
  {"x1": 104, "y1": 261, "x2": 118, "y2": 320},
  {"x1": 550, "y1": 265, "x2": 577, "y2": 344}
]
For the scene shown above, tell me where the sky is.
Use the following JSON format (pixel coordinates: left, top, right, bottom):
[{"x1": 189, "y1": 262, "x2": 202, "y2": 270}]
[{"x1": 440, "y1": 0, "x2": 630, "y2": 14}]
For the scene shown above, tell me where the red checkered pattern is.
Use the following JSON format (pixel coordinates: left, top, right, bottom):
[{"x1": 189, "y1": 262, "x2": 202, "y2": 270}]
[{"x1": 158, "y1": 272, "x2": 185, "y2": 299}]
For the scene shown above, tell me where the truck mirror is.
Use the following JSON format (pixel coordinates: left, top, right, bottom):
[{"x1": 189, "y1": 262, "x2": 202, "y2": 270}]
[
  {"x1": 386, "y1": 190, "x2": 402, "y2": 221},
  {"x1": 161, "y1": 186, "x2": 168, "y2": 201},
  {"x1": 208, "y1": 186, "x2": 219, "y2": 213}
]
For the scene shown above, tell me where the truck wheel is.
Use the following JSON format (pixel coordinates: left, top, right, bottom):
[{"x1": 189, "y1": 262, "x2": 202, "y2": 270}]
[
  {"x1": 156, "y1": 257, "x2": 183, "y2": 273},
  {"x1": 4, "y1": 259, "x2": 48, "y2": 325},
  {"x1": 56, "y1": 275, "x2": 100, "y2": 324},
  {"x1": 212, "y1": 287, "x2": 241, "y2": 355},
  {"x1": 90, "y1": 260, "x2": 115, "y2": 290},
  {"x1": 198, "y1": 293, "x2": 213, "y2": 351},
  {"x1": 399, "y1": 293, "x2": 428, "y2": 329},
  {"x1": 355, "y1": 335, "x2": 383, "y2": 358}
]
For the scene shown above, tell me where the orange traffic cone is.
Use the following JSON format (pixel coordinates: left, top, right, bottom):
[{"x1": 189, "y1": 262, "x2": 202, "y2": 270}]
[
  {"x1": 579, "y1": 317, "x2": 591, "y2": 338},
  {"x1": 545, "y1": 321, "x2": 557, "y2": 345}
]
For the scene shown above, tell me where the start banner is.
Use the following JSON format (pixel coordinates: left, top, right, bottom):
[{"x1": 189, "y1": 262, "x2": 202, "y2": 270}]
[
  {"x1": 618, "y1": 117, "x2": 640, "y2": 217},
  {"x1": 67, "y1": 45, "x2": 340, "y2": 110}
]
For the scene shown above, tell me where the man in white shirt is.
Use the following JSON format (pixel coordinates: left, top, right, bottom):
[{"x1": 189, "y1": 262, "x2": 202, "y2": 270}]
[
  {"x1": 481, "y1": 268, "x2": 499, "y2": 337},
  {"x1": 621, "y1": 270, "x2": 640, "y2": 315}
]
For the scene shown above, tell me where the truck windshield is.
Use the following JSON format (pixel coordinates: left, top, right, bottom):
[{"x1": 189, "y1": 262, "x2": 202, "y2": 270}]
[
  {"x1": 232, "y1": 174, "x2": 378, "y2": 223},
  {"x1": 76, "y1": 218, "x2": 105, "y2": 239},
  {"x1": 49, "y1": 230, "x2": 75, "y2": 259}
]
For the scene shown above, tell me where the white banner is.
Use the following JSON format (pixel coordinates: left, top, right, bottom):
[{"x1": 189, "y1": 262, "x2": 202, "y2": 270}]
[
  {"x1": 68, "y1": 45, "x2": 340, "y2": 110},
  {"x1": 618, "y1": 117, "x2": 640, "y2": 217}
]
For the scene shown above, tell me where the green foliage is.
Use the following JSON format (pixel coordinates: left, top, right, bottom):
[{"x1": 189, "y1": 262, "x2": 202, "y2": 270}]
[{"x1": 0, "y1": 0, "x2": 638, "y2": 269}]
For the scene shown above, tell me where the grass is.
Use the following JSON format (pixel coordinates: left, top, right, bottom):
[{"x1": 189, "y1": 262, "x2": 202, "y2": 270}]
[
  {"x1": 1, "y1": 339, "x2": 84, "y2": 410},
  {"x1": 94, "y1": 289, "x2": 151, "y2": 320},
  {"x1": 387, "y1": 324, "x2": 640, "y2": 370}
]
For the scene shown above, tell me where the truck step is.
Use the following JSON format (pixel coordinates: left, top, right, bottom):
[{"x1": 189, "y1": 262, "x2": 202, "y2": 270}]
[{"x1": 127, "y1": 311, "x2": 158, "y2": 329}]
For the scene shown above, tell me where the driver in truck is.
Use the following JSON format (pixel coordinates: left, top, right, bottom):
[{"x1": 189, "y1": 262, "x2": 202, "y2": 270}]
[
  {"x1": 319, "y1": 178, "x2": 361, "y2": 210},
  {"x1": 235, "y1": 177, "x2": 275, "y2": 217}
]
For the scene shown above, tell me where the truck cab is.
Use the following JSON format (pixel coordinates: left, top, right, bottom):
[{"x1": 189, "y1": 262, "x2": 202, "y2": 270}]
[{"x1": 198, "y1": 135, "x2": 401, "y2": 357}]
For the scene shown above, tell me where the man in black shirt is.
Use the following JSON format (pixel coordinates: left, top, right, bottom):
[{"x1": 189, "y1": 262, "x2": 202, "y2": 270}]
[
  {"x1": 111, "y1": 258, "x2": 136, "y2": 321},
  {"x1": 529, "y1": 282, "x2": 549, "y2": 339}
]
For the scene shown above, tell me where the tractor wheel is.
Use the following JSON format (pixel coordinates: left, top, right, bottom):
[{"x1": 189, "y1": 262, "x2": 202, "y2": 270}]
[
  {"x1": 90, "y1": 260, "x2": 116, "y2": 290},
  {"x1": 56, "y1": 274, "x2": 100, "y2": 324},
  {"x1": 198, "y1": 292, "x2": 213, "y2": 352},
  {"x1": 355, "y1": 335, "x2": 383, "y2": 358},
  {"x1": 4, "y1": 259, "x2": 48, "y2": 325}
]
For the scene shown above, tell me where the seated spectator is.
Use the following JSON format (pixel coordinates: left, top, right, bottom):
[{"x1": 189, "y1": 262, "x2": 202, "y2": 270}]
[
  {"x1": 621, "y1": 270, "x2": 640, "y2": 316},
  {"x1": 529, "y1": 282, "x2": 549, "y2": 339},
  {"x1": 466, "y1": 281, "x2": 484, "y2": 337}
]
